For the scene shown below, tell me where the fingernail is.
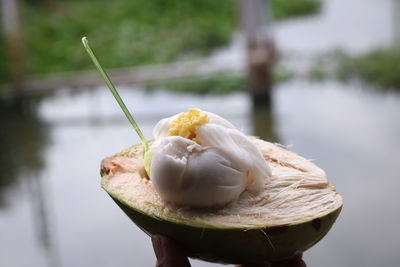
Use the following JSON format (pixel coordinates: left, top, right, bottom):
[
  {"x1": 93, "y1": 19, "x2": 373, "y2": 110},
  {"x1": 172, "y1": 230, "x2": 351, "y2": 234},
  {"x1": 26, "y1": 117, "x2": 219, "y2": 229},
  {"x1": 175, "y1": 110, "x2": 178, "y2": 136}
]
[{"x1": 152, "y1": 234, "x2": 164, "y2": 261}]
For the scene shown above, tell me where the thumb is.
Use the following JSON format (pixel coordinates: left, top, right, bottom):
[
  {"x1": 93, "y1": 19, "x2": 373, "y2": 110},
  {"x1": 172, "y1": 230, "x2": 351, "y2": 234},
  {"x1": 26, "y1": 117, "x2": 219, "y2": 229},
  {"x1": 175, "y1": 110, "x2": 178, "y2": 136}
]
[{"x1": 152, "y1": 235, "x2": 191, "y2": 267}]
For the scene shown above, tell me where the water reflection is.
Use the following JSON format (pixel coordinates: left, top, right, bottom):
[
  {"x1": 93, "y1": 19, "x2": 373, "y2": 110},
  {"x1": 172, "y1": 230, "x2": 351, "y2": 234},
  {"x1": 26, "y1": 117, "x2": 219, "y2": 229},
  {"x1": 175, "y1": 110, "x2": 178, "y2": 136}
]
[
  {"x1": 251, "y1": 102, "x2": 279, "y2": 143},
  {"x1": 27, "y1": 172, "x2": 61, "y2": 267},
  {"x1": 0, "y1": 99, "x2": 48, "y2": 206},
  {"x1": 0, "y1": 98, "x2": 60, "y2": 267}
]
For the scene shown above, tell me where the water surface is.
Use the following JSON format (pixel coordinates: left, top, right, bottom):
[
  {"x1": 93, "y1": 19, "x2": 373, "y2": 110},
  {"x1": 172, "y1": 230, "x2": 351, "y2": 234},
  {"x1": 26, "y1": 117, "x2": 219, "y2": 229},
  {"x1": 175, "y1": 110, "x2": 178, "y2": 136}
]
[{"x1": 1, "y1": 79, "x2": 399, "y2": 267}]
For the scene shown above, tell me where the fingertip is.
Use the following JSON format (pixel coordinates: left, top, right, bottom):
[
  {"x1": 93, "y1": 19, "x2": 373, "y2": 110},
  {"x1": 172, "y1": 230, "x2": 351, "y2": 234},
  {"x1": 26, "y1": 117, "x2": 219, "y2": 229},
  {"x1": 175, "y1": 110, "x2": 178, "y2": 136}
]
[
  {"x1": 151, "y1": 234, "x2": 164, "y2": 260},
  {"x1": 151, "y1": 235, "x2": 191, "y2": 267},
  {"x1": 286, "y1": 253, "x2": 306, "y2": 267},
  {"x1": 269, "y1": 253, "x2": 306, "y2": 267},
  {"x1": 294, "y1": 253, "x2": 303, "y2": 260}
]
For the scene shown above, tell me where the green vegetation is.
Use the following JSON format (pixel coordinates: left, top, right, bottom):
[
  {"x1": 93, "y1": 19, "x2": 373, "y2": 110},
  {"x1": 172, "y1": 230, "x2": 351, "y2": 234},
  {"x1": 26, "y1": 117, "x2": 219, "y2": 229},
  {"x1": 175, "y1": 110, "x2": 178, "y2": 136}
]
[
  {"x1": 146, "y1": 66, "x2": 293, "y2": 95},
  {"x1": 337, "y1": 45, "x2": 400, "y2": 89},
  {"x1": 146, "y1": 75, "x2": 247, "y2": 95},
  {"x1": 273, "y1": 0, "x2": 321, "y2": 20},
  {"x1": 21, "y1": 0, "x2": 236, "y2": 78},
  {"x1": 0, "y1": 0, "x2": 321, "y2": 84},
  {"x1": 306, "y1": 46, "x2": 400, "y2": 90},
  {"x1": 308, "y1": 62, "x2": 329, "y2": 81}
]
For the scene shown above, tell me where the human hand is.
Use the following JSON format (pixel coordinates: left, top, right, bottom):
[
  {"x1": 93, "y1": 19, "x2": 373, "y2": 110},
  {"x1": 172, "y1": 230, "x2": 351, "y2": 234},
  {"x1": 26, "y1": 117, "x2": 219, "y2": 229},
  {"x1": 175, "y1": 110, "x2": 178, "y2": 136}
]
[{"x1": 151, "y1": 235, "x2": 306, "y2": 267}]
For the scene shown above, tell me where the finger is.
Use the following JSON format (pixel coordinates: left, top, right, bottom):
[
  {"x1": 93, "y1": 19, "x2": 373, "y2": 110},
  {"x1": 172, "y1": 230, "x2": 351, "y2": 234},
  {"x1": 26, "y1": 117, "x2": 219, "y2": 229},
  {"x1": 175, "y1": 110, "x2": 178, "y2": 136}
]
[
  {"x1": 236, "y1": 253, "x2": 306, "y2": 267},
  {"x1": 235, "y1": 264, "x2": 270, "y2": 267},
  {"x1": 270, "y1": 253, "x2": 306, "y2": 267},
  {"x1": 152, "y1": 235, "x2": 191, "y2": 267}
]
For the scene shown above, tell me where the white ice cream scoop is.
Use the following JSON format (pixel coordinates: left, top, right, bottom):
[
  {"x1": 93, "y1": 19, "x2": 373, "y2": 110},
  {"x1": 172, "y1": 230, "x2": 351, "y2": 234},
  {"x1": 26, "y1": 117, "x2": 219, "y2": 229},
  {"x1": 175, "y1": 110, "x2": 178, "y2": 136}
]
[
  {"x1": 150, "y1": 136, "x2": 248, "y2": 207},
  {"x1": 149, "y1": 109, "x2": 272, "y2": 207}
]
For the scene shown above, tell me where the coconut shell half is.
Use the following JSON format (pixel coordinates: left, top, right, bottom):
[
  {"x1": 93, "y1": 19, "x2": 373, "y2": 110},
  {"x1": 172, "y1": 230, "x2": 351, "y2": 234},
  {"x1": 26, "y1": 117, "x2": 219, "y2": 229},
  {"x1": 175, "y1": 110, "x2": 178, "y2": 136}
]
[{"x1": 101, "y1": 139, "x2": 343, "y2": 264}]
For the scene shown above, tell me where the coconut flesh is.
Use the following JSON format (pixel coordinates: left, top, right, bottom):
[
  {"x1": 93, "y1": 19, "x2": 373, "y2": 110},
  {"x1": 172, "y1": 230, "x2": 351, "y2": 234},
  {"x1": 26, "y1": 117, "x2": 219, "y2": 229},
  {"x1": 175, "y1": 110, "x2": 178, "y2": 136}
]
[{"x1": 101, "y1": 138, "x2": 343, "y2": 229}]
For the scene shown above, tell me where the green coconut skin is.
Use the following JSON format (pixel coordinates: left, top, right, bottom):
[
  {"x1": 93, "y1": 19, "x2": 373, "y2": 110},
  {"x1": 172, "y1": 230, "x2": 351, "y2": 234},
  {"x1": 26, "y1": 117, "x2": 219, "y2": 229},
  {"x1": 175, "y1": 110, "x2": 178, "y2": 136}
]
[
  {"x1": 104, "y1": 187, "x2": 342, "y2": 264},
  {"x1": 100, "y1": 142, "x2": 342, "y2": 264}
]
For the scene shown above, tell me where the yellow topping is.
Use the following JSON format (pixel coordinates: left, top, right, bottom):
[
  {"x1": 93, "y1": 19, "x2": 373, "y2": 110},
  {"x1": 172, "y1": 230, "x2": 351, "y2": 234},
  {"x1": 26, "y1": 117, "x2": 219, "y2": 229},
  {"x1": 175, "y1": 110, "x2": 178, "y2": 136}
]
[{"x1": 167, "y1": 108, "x2": 209, "y2": 140}]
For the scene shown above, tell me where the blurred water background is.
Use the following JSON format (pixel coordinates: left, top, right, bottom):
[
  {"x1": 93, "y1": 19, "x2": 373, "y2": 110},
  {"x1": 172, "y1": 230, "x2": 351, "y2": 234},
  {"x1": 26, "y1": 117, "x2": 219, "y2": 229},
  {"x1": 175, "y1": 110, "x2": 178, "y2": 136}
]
[{"x1": 1, "y1": 0, "x2": 400, "y2": 266}]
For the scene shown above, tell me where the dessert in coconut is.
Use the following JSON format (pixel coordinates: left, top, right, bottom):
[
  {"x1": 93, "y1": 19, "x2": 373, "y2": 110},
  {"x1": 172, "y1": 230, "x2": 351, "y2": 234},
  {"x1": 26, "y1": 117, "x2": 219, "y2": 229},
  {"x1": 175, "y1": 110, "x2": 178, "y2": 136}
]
[{"x1": 101, "y1": 108, "x2": 343, "y2": 264}]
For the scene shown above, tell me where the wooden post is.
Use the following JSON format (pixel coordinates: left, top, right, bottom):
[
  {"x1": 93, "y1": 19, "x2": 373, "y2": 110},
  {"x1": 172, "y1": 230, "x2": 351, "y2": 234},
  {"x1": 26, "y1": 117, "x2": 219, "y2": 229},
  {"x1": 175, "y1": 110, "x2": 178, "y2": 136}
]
[
  {"x1": 238, "y1": 0, "x2": 275, "y2": 105},
  {"x1": 1, "y1": 0, "x2": 25, "y2": 96},
  {"x1": 393, "y1": 0, "x2": 400, "y2": 43}
]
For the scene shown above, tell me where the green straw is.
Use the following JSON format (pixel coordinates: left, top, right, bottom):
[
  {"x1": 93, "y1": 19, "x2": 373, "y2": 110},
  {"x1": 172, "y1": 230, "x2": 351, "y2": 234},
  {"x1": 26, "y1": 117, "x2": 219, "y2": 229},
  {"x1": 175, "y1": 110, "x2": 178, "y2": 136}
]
[{"x1": 81, "y1": 37, "x2": 149, "y2": 153}]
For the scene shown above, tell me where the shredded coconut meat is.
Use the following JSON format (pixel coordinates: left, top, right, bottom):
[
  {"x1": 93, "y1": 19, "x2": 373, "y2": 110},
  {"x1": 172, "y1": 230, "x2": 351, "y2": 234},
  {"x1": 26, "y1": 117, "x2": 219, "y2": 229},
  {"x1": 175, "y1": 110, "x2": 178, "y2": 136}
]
[{"x1": 101, "y1": 139, "x2": 343, "y2": 228}]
